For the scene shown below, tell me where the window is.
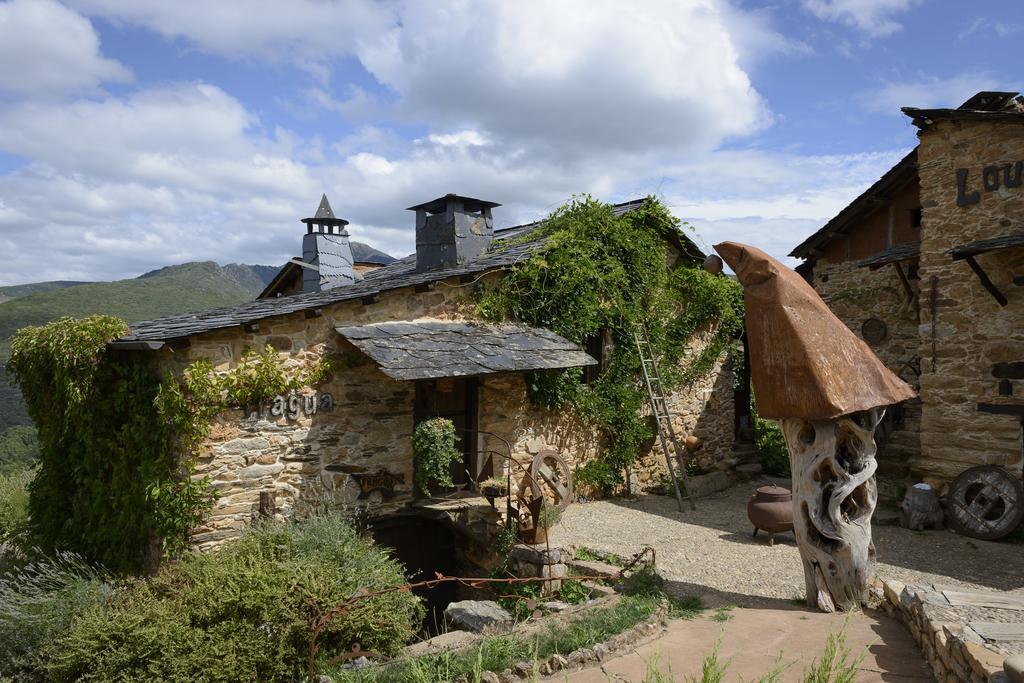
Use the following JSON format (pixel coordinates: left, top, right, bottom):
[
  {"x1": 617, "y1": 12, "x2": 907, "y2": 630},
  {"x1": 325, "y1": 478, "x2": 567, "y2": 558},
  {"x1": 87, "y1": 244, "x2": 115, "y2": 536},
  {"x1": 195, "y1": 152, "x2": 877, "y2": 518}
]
[
  {"x1": 582, "y1": 329, "x2": 608, "y2": 384},
  {"x1": 911, "y1": 208, "x2": 923, "y2": 228}
]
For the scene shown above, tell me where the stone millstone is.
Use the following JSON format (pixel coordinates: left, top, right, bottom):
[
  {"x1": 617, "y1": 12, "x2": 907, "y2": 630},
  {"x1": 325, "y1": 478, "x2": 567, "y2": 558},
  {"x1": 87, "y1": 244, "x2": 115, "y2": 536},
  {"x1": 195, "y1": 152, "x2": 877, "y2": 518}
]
[
  {"x1": 444, "y1": 600, "x2": 513, "y2": 634},
  {"x1": 1004, "y1": 654, "x2": 1024, "y2": 683}
]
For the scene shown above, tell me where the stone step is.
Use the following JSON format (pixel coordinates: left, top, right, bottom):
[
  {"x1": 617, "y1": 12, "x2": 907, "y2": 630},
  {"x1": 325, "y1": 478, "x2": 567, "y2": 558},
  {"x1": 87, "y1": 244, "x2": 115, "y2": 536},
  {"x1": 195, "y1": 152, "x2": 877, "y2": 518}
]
[{"x1": 567, "y1": 558, "x2": 621, "y2": 578}]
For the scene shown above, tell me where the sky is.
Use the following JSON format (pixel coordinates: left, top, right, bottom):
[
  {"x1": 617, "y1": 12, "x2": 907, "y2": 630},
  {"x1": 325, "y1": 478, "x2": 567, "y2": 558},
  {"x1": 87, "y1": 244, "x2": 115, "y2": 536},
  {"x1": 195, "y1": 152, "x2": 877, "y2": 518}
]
[{"x1": 0, "y1": 0, "x2": 1021, "y2": 286}]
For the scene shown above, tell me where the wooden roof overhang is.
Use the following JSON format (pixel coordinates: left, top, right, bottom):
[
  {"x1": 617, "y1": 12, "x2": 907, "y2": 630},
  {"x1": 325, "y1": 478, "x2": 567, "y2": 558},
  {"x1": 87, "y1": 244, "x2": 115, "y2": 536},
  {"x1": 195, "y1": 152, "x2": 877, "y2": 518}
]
[
  {"x1": 857, "y1": 241, "x2": 921, "y2": 309},
  {"x1": 335, "y1": 320, "x2": 596, "y2": 381},
  {"x1": 947, "y1": 233, "x2": 1024, "y2": 307}
]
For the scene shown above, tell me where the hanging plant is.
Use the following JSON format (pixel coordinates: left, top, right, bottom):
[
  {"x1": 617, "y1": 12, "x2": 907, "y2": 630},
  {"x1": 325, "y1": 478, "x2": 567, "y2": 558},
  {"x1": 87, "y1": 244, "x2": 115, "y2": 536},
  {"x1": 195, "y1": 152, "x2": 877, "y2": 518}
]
[{"x1": 411, "y1": 418, "x2": 461, "y2": 496}]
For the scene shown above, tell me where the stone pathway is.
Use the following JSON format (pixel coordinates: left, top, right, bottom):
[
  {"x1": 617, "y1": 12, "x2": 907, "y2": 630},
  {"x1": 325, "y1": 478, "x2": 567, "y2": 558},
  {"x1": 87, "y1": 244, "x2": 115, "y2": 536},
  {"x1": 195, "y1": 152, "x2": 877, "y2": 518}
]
[
  {"x1": 548, "y1": 481, "x2": 1023, "y2": 681},
  {"x1": 560, "y1": 606, "x2": 931, "y2": 682},
  {"x1": 551, "y1": 481, "x2": 1023, "y2": 608}
]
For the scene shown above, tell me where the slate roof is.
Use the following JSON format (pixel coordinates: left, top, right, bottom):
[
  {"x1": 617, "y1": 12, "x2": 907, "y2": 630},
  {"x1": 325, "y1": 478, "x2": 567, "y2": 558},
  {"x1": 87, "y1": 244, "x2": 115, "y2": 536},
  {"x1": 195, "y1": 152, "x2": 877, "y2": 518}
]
[
  {"x1": 336, "y1": 320, "x2": 596, "y2": 380},
  {"x1": 857, "y1": 241, "x2": 920, "y2": 270},
  {"x1": 948, "y1": 233, "x2": 1024, "y2": 260},
  {"x1": 116, "y1": 199, "x2": 702, "y2": 344}
]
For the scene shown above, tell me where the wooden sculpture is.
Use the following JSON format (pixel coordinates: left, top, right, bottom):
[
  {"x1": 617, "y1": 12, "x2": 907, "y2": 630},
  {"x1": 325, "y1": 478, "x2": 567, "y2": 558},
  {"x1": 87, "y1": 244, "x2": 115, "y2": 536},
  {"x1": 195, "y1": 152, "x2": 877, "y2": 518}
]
[{"x1": 712, "y1": 242, "x2": 915, "y2": 612}]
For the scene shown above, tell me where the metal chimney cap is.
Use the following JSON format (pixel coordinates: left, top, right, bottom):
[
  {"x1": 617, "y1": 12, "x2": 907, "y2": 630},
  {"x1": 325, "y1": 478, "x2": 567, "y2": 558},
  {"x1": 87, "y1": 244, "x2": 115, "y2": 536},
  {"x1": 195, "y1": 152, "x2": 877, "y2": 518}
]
[
  {"x1": 301, "y1": 194, "x2": 350, "y2": 228},
  {"x1": 405, "y1": 193, "x2": 501, "y2": 214}
]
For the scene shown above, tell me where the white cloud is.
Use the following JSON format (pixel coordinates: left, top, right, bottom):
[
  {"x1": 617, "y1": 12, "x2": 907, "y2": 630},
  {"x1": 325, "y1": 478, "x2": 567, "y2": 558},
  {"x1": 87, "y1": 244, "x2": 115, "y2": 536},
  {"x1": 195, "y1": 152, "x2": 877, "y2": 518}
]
[
  {"x1": 801, "y1": 0, "x2": 922, "y2": 37},
  {"x1": 356, "y1": 0, "x2": 768, "y2": 159},
  {"x1": 0, "y1": 0, "x2": 881, "y2": 285},
  {"x1": 857, "y1": 72, "x2": 1010, "y2": 115},
  {"x1": 66, "y1": 0, "x2": 394, "y2": 76},
  {"x1": 0, "y1": 0, "x2": 130, "y2": 97}
]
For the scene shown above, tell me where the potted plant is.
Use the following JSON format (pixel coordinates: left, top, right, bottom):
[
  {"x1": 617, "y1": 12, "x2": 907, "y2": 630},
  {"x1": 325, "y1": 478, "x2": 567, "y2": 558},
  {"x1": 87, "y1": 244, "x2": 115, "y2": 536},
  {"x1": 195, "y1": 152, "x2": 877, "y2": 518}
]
[
  {"x1": 479, "y1": 476, "x2": 509, "y2": 504},
  {"x1": 411, "y1": 418, "x2": 461, "y2": 496},
  {"x1": 531, "y1": 504, "x2": 562, "y2": 545}
]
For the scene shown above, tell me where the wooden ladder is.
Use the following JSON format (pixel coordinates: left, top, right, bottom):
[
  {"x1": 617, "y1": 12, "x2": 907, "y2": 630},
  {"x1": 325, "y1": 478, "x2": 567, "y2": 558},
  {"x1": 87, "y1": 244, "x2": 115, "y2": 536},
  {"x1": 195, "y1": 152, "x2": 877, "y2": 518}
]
[{"x1": 634, "y1": 324, "x2": 696, "y2": 512}]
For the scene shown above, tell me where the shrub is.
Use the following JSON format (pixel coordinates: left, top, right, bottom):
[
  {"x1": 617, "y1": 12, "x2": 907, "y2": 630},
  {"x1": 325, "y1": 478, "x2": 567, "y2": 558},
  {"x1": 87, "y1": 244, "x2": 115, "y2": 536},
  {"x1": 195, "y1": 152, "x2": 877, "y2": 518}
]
[
  {"x1": 0, "y1": 550, "x2": 110, "y2": 679},
  {"x1": 48, "y1": 510, "x2": 423, "y2": 682},
  {"x1": 0, "y1": 466, "x2": 31, "y2": 543},
  {"x1": 755, "y1": 416, "x2": 790, "y2": 477}
]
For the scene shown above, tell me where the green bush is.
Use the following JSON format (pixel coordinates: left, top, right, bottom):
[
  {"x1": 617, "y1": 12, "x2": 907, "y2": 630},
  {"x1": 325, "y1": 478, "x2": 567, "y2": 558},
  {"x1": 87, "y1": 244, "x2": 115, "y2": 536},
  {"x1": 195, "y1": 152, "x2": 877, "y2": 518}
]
[
  {"x1": 47, "y1": 510, "x2": 423, "y2": 682},
  {"x1": 755, "y1": 417, "x2": 790, "y2": 477},
  {"x1": 0, "y1": 550, "x2": 110, "y2": 679},
  {"x1": 0, "y1": 466, "x2": 31, "y2": 543},
  {"x1": 0, "y1": 426, "x2": 38, "y2": 476}
]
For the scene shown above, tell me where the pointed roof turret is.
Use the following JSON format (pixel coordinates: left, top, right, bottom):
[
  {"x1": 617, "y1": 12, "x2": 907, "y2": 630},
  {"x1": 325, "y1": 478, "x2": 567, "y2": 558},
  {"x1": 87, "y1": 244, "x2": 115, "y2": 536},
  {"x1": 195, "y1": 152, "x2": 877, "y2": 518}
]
[{"x1": 301, "y1": 194, "x2": 349, "y2": 235}]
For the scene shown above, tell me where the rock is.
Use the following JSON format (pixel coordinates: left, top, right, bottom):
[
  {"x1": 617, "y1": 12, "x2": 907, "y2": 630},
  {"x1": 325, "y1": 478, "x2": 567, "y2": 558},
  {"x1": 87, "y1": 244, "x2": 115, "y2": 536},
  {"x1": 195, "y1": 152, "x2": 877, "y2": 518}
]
[
  {"x1": 444, "y1": 600, "x2": 513, "y2": 634},
  {"x1": 687, "y1": 470, "x2": 732, "y2": 498},
  {"x1": 512, "y1": 661, "x2": 533, "y2": 678},
  {"x1": 237, "y1": 463, "x2": 285, "y2": 480},
  {"x1": 1005, "y1": 654, "x2": 1024, "y2": 683},
  {"x1": 593, "y1": 643, "x2": 610, "y2": 661},
  {"x1": 963, "y1": 641, "x2": 1006, "y2": 680},
  {"x1": 541, "y1": 600, "x2": 572, "y2": 612},
  {"x1": 510, "y1": 543, "x2": 564, "y2": 565},
  {"x1": 403, "y1": 629, "x2": 478, "y2": 657},
  {"x1": 567, "y1": 558, "x2": 619, "y2": 577},
  {"x1": 478, "y1": 671, "x2": 501, "y2": 683},
  {"x1": 548, "y1": 654, "x2": 568, "y2": 672}
]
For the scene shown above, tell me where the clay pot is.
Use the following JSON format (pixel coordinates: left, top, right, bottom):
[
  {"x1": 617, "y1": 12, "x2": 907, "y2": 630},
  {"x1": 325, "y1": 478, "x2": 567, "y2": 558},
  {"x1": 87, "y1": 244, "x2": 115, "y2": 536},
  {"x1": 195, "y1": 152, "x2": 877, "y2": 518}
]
[{"x1": 747, "y1": 485, "x2": 793, "y2": 546}]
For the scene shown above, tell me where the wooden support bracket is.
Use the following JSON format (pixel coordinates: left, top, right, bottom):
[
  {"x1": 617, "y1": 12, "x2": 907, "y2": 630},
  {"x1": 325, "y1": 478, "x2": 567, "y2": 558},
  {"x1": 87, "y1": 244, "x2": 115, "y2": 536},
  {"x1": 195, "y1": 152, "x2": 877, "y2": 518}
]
[
  {"x1": 361, "y1": 293, "x2": 379, "y2": 306},
  {"x1": 892, "y1": 262, "x2": 917, "y2": 308},
  {"x1": 963, "y1": 255, "x2": 1008, "y2": 306}
]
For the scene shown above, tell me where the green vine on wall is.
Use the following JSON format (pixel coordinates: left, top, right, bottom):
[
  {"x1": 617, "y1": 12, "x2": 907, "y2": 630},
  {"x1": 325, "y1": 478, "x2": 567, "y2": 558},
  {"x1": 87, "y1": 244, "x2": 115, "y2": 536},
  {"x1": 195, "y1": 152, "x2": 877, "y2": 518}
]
[
  {"x1": 475, "y1": 196, "x2": 743, "y2": 491},
  {"x1": 8, "y1": 317, "x2": 333, "y2": 572}
]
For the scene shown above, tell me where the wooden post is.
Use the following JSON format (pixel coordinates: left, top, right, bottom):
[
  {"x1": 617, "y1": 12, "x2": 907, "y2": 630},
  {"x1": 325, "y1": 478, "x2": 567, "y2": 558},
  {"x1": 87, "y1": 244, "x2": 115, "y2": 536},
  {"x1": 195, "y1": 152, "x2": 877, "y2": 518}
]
[{"x1": 780, "y1": 408, "x2": 883, "y2": 612}]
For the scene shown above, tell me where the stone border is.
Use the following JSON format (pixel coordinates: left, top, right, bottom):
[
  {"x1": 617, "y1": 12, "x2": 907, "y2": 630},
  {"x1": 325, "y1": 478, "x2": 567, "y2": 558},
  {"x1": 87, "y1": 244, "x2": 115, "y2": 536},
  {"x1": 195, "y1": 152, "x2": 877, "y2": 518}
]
[
  {"x1": 877, "y1": 579, "x2": 1011, "y2": 683},
  {"x1": 479, "y1": 598, "x2": 669, "y2": 682}
]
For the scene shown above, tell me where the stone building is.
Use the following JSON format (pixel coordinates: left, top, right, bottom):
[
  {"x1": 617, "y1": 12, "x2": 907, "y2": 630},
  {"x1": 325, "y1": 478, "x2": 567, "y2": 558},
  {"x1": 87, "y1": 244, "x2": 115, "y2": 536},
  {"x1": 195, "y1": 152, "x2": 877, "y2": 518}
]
[
  {"x1": 111, "y1": 193, "x2": 738, "y2": 550},
  {"x1": 791, "y1": 91, "x2": 1024, "y2": 496}
]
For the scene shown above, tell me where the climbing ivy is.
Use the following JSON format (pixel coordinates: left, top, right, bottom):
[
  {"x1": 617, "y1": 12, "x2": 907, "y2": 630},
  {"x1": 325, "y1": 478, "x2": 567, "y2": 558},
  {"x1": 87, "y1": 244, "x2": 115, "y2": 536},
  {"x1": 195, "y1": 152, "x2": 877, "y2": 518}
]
[
  {"x1": 8, "y1": 316, "x2": 332, "y2": 572},
  {"x1": 476, "y1": 196, "x2": 743, "y2": 490}
]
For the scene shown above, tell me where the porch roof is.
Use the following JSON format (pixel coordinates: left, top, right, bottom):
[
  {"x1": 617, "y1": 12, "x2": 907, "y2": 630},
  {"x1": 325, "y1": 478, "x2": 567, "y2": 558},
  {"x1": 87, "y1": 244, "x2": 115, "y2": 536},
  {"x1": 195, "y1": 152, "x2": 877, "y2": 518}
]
[{"x1": 335, "y1": 319, "x2": 596, "y2": 381}]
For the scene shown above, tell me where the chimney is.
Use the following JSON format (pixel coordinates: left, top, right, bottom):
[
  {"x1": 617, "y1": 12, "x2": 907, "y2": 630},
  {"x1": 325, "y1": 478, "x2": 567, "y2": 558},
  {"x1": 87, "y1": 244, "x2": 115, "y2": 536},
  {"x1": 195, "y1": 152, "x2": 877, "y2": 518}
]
[
  {"x1": 406, "y1": 194, "x2": 501, "y2": 272},
  {"x1": 300, "y1": 194, "x2": 357, "y2": 292}
]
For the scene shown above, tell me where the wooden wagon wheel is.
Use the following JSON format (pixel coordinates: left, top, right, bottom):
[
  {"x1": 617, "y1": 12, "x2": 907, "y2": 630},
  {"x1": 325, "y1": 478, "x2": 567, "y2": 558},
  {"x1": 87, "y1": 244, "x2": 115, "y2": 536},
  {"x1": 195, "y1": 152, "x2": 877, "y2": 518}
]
[
  {"x1": 947, "y1": 465, "x2": 1024, "y2": 541},
  {"x1": 530, "y1": 449, "x2": 573, "y2": 511}
]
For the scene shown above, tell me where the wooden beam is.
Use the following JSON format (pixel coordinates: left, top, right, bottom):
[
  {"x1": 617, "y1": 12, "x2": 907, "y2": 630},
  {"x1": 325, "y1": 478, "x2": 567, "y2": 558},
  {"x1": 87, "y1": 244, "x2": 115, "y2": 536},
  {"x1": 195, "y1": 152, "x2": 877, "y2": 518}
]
[
  {"x1": 414, "y1": 282, "x2": 436, "y2": 293},
  {"x1": 107, "y1": 340, "x2": 165, "y2": 351},
  {"x1": 304, "y1": 308, "x2": 323, "y2": 319},
  {"x1": 243, "y1": 322, "x2": 260, "y2": 333},
  {"x1": 964, "y1": 255, "x2": 1008, "y2": 306},
  {"x1": 361, "y1": 293, "x2": 379, "y2": 306}
]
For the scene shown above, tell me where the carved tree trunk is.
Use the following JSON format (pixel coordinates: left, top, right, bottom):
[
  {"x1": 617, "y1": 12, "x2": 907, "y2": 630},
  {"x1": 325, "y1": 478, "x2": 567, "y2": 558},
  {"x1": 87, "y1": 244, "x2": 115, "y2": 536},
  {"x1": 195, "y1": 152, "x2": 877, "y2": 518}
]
[{"x1": 780, "y1": 408, "x2": 883, "y2": 612}]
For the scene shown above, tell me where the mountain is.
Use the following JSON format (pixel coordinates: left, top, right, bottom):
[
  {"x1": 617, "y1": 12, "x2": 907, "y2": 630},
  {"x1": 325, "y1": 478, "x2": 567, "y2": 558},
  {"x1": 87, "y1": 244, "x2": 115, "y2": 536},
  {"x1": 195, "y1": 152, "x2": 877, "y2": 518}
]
[
  {"x1": 351, "y1": 242, "x2": 397, "y2": 265},
  {"x1": 0, "y1": 261, "x2": 277, "y2": 361},
  {"x1": 0, "y1": 280, "x2": 92, "y2": 304}
]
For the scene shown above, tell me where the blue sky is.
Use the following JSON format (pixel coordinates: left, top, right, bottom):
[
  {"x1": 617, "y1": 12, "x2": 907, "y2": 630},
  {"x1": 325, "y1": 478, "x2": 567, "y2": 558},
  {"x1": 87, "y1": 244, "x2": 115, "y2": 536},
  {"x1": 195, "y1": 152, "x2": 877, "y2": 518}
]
[{"x1": 0, "y1": 0, "x2": 1021, "y2": 285}]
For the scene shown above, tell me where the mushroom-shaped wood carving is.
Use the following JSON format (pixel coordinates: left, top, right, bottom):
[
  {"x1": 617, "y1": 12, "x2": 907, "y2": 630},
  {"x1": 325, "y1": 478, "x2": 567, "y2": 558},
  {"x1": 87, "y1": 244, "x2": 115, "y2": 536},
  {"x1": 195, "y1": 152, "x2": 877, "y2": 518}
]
[{"x1": 713, "y1": 242, "x2": 915, "y2": 612}]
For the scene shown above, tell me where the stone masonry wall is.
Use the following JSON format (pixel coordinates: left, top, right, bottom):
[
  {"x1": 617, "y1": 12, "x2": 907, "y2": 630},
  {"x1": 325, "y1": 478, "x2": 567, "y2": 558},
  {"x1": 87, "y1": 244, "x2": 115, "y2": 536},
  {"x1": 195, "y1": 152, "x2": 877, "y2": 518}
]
[
  {"x1": 915, "y1": 118, "x2": 1024, "y2": 487},
  {"x1": 477, "y1": 326, "x2": 736, "y2": 495},
  {"x1": 162, "y1": 274, "x2": 736, "y2": 550},
  {"x1": 812, "y1": 256, "x2": 922, "y2": 496}
]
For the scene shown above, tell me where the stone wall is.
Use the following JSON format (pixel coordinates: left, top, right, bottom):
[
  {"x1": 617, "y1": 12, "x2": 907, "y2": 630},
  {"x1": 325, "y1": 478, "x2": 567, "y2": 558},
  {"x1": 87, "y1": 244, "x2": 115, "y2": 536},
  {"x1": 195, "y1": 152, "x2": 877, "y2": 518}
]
[
  {"x1": 476, "y1": 326, "x2": 736, "y2": 495},
  {"x1": 162, "y1": 273, "x2": 737, "y2": 550},
  {"x1": 163, "y1": 281, "x2": 466, "y2": 551},
  {"x1": 878, "y1": 579, "x2": 1014, "y2": 683},
  {"x1": 915, "y1": 118, "x2": 1024, "y2": 487},
  {"x1": 810, "y1": 256, "x2": 922, "y2": 496}
]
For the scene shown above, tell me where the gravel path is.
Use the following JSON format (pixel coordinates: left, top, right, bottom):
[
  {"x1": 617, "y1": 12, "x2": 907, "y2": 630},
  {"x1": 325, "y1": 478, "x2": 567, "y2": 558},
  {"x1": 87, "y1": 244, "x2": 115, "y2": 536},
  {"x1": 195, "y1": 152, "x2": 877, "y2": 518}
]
[{"x1": 550, "y1": 479, "x2": 1024, "y2": 609}]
